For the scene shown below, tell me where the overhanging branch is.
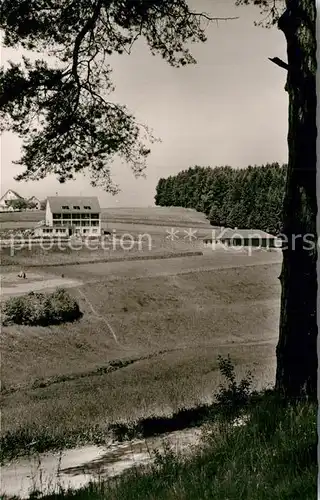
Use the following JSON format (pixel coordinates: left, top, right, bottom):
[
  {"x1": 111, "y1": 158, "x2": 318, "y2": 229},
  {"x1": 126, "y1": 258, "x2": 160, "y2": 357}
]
[
  {"x1": 192, "y1": 13, "x2": 239, "y2": 21},
  {"x1": 72, "y1": 0, "x2": 103, "y2": 82},
  {"x1": 268, "y1": 57, "x2": 289, "y2": 70}
]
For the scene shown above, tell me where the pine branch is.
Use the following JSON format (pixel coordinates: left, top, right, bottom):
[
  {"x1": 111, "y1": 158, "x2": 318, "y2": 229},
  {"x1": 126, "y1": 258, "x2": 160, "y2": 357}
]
[{"x1": 192, "y1": 13, "x2": 239, "y2": 21}]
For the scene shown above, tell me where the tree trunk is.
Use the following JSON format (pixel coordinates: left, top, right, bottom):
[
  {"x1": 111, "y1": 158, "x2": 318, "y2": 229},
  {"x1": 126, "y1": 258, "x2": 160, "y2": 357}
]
[{"x1": 275, "y1": 0, "x2": 317, "y2": 398}]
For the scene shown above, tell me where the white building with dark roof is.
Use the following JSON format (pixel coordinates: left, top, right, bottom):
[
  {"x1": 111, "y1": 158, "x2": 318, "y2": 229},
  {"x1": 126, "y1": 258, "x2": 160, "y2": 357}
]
[
  {"x1": 28, "y1": 196, "x2": 41, "y2": 210},
  {"x1": 35, "y1": 196, "x2": 101, "y2": 237},
  {"x1": 0, "y1": 189, "x2": 24, "y2": 211},
  {"x1": 203, "y1": 227, "x2": 282, "y2": 249}
]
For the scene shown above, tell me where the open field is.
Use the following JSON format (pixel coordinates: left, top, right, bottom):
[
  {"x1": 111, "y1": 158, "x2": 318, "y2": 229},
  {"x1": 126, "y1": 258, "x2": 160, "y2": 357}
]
[
  {"x1": 1, "y1": 228, "x2": 280, "y2": 267},
  {"x1": 0, "y1": 206, "x2": 213, "y2": 231},
  {"x1": 0, "y1": 238, "x2": 204, "y2": 267},
  {"x1": 1, "y1": 248, "x2": 282, "y2": 459},
  {"x1": 33, "y1": 248, "x2": 281, "y2": 280},
  {"x1": 99, "y1": 206, "x2": 212, "y2": 226},
  {"x1": 0, "y1": 206, "x2": 217, "y2": 266},
  {"x1": 2, "y1": 256, "x2": 282, "y2": 386},
  {"x1": 1, "y1": 206, "x2": 282, "y2": 459}
]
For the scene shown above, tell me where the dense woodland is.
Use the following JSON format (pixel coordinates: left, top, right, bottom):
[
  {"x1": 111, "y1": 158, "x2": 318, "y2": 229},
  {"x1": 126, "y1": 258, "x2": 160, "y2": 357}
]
[{"x1": 155, "y1": 163, "x2": 287, "y2": 235}]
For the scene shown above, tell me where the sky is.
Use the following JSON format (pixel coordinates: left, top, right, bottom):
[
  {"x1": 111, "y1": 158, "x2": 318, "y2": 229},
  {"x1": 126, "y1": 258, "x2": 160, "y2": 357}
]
[{"x1": 0, "y1": 0, "x2": 288, "y2": 207}]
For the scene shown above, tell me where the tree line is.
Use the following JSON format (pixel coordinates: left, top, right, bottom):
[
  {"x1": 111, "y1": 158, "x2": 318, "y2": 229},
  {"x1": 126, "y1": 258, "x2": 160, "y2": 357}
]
[{"x1": 155, "y1": 163, "x2": 287, "y2": 235}]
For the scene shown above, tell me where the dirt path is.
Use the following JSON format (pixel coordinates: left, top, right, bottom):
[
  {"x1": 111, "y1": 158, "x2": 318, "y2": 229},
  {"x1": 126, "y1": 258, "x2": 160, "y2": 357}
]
[
  {"x1": 0, "y1": 276, "x2": 82, "y2": 300},
  {"x1": 1, "y1": 427, "x2": 202, "y2": 499},
  {"x1": 76, "y1": 288, "x2": 132, "y2": 350}
]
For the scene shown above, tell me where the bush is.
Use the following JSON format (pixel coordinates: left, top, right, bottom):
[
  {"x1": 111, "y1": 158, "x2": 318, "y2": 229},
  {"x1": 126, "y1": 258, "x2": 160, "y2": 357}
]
[
  {"x1": 1, "y1": 288, "x2": 81, "y2": 326},
  {"x1": 214, "y1": 354, "x2": 255, "y2": 420},
  {"x1": 50, "y1": 288, "x2": 81, "y2": 323},
  {"x1": 1, "y1": 296, "x2": 27, "y2": 325}
]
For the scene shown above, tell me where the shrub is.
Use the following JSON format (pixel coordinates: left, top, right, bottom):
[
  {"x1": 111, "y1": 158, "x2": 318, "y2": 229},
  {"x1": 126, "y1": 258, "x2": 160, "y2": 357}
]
[
  {"x1": 1, "y1": 288, "x2": 81, "y2": 326},
  {"x1": 50, "y1": 288, "x2": 81, "y2": 323},
  {"x1": 214, "y1": 354, "x2": 255, "y2": 420},
  {"x1": 1, "y1": 296, "x2": 27, "y2": 325}
]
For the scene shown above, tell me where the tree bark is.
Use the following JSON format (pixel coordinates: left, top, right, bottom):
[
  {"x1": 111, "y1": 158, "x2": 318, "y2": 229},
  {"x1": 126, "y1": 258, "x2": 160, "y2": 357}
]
[{"x1": 275, "y1": 0, "x2": 318, "y2": 398}]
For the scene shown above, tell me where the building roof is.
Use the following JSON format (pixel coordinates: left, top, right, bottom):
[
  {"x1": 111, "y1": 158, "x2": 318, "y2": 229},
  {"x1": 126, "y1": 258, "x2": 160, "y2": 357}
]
[
  {"x1": 0, "y1": 189, "x2": 24, "y2": 201},
  {"x1": 47, "y1": 196, "x2": 100, "y2": 213},
  {"x1": 214, "y1": 228, "x2": 276, "y2": 240}
]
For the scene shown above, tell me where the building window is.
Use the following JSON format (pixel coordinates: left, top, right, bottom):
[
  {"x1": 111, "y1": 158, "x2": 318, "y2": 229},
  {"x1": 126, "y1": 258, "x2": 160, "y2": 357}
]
[
  {"x1": 91, "y1": 220, "x2": 99, "y2": 226},
  {"x1": 92, "y1": 229, "x2": 98, "y2": 233},
  {"x1": 84, "y1": 205, "x2": 91, "y2": 210},
  {"x1": 83, "y1": 229, "x2": 88, "y2": 234},
  {"x1": 63, "y1": 213, "x2": 71, "y2": 220},
  {"x1": 73, "y1": 205, "x2": 80, "y2": 210},
  {"x1": 91, "y1": 213, "x2": 99, "y2": 219},
  {"x1": 53, "y1": 213, "x2": 61, "y2": 219},
  {"x1": 62, "y1": 205, "x2": 69, "y2": 209}
]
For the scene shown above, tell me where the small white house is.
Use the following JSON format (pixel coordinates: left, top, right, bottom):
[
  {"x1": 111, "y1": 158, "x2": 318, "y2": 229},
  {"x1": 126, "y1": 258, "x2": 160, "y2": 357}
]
[
  {"x1": 28, "y1": 196, "x2": 41, "y2": 210},
  {"x1": 0, "y1": 189, "x2": 23, "y2": 211},
  {"x1": 204, "y1": 227, "x2": 282, "y2": 249},
  {"x1": 34, "y1": 196, "x2": 101, "y2": 237}
]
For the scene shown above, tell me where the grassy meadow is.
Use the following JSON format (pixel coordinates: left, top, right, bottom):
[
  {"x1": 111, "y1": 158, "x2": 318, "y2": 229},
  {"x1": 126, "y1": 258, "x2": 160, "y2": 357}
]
[
  {"x1": 0, "y1": 237, "x2": 204, "y2": 267},
  {"x1": 0, "y1": 208, "x2": 316, "y2": 500},
  {"x1": 1, "y1": 259, "x2": 281, "y2": 461},
  {"x1": 0, "y1": 206, "x2": 216, "y2": 266},
  {"x1": 0, "y1": 206, "x2": 213, "y2": 231},
  {"x1": 3, "y1": 393, "x2": 317, "y2": 500},
  {"x1": 48, "y1": 398, "x2": 318, "y2": 500}
]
